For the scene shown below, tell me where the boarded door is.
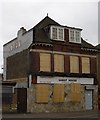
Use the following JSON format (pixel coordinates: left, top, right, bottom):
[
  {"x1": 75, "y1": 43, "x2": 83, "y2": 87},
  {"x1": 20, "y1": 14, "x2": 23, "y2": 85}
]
[
  {"x1": 17, "y1": 88, "x2": 27, "y2": 113},
  {"x1": 85, "y1": 90, "x2": 93, "y2": 110}
]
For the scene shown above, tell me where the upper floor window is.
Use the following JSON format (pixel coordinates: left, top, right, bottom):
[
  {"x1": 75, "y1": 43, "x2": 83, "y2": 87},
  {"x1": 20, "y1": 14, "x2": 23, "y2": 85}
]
[
  {"x1": 82, "y1": 57, "x2": 90, "y2": 73},
  {"x1": 50, "y1": 26, "x2": 64, "y2": 41},
  {"x1": 10, "y1": 45, "x2": 13, "y2": 51},
  {"x1": 40, "y1": 53, "x2": 51, "y2": 72},
  {"x1": 69, "y1": 29, "x2": 81, "y2": 43},
  {"x1": 70, "y1": 56, "x2": 79, "y2": 73},
  {"x1": 54, "y1": 54, "x2": 64, "y2": 72},
  {"x1": 18, "y1": 41, "x2": 21, "y2": 47},
  {"x1": 9, "y1": 41, "x2": 21, "y2": 51},
  {"x1": 15, "y1": 42, "x2": 18, "y2": 48}
]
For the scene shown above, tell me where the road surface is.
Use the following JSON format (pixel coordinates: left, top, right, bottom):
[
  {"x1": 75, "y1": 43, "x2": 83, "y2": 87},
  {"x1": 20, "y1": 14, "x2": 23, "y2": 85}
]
[{"x1": 1, "y1": 110, "x2": 99, "y2": 120}]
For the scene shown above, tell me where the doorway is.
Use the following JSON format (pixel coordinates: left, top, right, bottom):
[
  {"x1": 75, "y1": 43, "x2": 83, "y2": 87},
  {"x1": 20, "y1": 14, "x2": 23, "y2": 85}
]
[
  {"x1": 85, "y1": 90, "x2": 93, "y2": 110},
  {"x1": 17, "y1": 88, "x2": 27, "y2": 113}
]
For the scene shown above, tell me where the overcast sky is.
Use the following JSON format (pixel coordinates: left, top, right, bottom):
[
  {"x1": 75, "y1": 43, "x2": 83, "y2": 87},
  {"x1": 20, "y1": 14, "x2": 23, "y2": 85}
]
[{"x1": 0, "y1": 0, "x2": 99, "y2": 73}]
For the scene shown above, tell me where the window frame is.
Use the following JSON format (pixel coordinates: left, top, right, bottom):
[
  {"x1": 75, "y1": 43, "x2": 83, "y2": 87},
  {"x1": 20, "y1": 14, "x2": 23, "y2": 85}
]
[
  {"x1": 40, "y1": 53, "x2": 51, "y2": 72},
  {"x1": 70, "y1": 56, "x2": 79, "y2": 73},
  {"x1": 69, "y1": 29, "x2": 81, "y2": 43},
  {"x1": 18, "y1": 41, "x2": 21, "y2": 47},
  {"x1": 10, "y1": 45, "x2": 13, "y2": 51},
  {"x1": 50, "y1": 26, "x2": 64, "y2": 41},
  {"x1": 54, "y1": 54, "x2": 64, "y2": 72},
  {"x1": 81, "y1": 57, "x2": 90, "y2": 73}
]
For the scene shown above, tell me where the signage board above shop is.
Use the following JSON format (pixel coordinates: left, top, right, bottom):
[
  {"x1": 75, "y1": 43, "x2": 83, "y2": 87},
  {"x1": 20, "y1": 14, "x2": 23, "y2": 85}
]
[{"x1": 37, "y1": 76, "x2": 94, "y2": 84}]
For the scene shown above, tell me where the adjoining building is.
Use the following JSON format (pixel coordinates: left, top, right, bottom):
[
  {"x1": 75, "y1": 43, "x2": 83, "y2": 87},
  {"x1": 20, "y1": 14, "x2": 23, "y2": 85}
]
[
  {"x1": 0, "y1": 74, "x2": 3, "y2": 113},
  {"x1": 3, "y1": 16, "x2": 98, "y2": 113},
  {"x1": 95, "y1": 44, "x2": 100, "y2": 110},
  {"x1": 2, "y1": 81, "x2": 16, "y2": 113}
]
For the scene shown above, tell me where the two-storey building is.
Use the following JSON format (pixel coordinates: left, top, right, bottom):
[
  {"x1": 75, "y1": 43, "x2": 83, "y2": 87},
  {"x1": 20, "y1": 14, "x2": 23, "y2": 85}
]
[{"x1": 3, "y1": 16, "x2": 98, "y2": 113}]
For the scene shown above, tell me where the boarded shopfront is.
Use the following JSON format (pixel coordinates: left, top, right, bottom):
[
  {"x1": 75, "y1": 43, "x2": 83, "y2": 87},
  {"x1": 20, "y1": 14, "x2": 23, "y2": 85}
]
[{"x1": 27, "y1": 77, "x2": 98, "y2": 113}]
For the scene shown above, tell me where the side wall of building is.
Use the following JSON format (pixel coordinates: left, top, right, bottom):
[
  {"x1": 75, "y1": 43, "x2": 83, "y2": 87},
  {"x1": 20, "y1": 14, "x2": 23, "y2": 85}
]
[
  {"x1": 3, "y1": 29, "x2": 33, "y2": 81},
  {"x1": 6, "y1": 49, "x2": 29, "y2": 80}
]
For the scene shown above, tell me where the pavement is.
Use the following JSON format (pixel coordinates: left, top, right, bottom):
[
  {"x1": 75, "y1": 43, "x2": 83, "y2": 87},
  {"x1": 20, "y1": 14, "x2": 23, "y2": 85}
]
[{"x1": 1, "y1": 110, "x2": 99, "y2": 120}]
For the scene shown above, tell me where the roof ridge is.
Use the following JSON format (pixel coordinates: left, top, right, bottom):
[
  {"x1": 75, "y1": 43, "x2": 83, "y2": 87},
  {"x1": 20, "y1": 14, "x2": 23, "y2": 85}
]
[{"x1": 34, "y1": 15, "x2": 60, "y2": 28}]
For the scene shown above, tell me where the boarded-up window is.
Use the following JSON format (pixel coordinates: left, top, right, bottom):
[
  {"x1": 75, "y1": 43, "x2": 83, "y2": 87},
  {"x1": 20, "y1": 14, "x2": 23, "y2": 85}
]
[
  {"x1": 70, "y1": 83, "x2": 81, "y2": 102},
  {"x1": 54, "y1": 54, "x2": 64, "y2": 72},
  {"x1": 53, "y1": 84, "x2": 64, "y2": 103},
  {"x1": 40, "y1": 53, "x2": 51, "y2": 72},
  {"x1": 36, "y1": 84, "x2": 49, "y2": 103},
  {"x1": 70, "y1": 56, "x2": 79, "y2": 73},
  {"x1": 82, "y1": 57, "x2": 90, "y2": 73}
]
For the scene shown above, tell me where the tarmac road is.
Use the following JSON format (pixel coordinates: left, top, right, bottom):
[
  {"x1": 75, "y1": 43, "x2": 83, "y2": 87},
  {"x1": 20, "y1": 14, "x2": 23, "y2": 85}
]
[{"x1": 1, "y1": 110, "x2": 99, "y2": 120}]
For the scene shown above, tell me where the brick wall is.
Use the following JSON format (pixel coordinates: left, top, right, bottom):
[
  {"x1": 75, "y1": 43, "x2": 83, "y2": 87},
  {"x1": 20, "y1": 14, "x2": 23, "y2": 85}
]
[{"x1": 6, "y1": 49, "x2": 29, "y2": 79}]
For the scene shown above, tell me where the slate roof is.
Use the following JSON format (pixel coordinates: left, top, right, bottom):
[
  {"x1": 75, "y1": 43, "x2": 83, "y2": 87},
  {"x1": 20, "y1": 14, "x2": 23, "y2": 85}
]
[
  {"x1": 95, "y1": 44, "x2": 100, "y2": 50},
  {"x1": 81, "y1": 38, "x2": 95, "y2": 50},
  {"x1": 33, "y1": 16, "x2": 60, "y2": 44},
  {"x1": 33, "y1": 16, "x2": 82, "y2": 44},
  {"x1": 4, "y1": 15, "x2": 97, "y2": 51},
  {"x1": 33, "y1": 16, "x2": 96, "y2": 50}
]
